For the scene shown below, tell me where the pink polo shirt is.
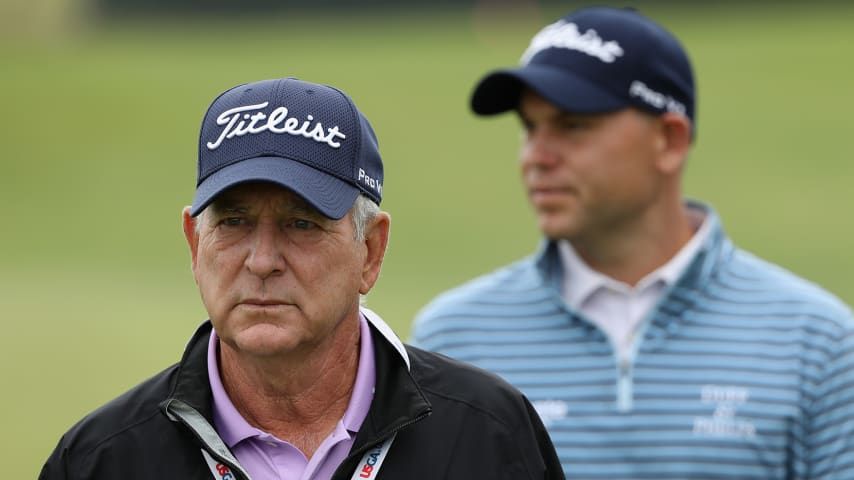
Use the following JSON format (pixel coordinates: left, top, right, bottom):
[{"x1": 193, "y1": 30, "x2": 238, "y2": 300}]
[{"x1": 207, "y1": 315, "x2": 376, "y2": 480}]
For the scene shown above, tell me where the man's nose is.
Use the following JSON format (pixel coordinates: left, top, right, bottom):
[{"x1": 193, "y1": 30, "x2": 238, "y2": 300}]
[
  {"x1": 245, "y1": 222, "x2": 286, "y2": 279},
  {"x1": 520, "y1": 130, "x2": 561, "y2": 170}
]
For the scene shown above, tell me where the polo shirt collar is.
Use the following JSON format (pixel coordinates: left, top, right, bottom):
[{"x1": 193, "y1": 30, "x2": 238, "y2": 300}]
[
  {"x1": 559, "y1": 203, "x2": 713, "y2": 308},
  {"x1": 206, "y1": 313, "x2": 376, "y2": 447}
]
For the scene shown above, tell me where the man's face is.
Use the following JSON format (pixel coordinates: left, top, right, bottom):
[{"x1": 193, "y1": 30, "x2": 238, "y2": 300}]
[
  {"x1": 517, "y1": 90, "x2": 667, "y2": 242},
  {"x1": 183, "y1": 182, "x2": 383, "y2": 359}
]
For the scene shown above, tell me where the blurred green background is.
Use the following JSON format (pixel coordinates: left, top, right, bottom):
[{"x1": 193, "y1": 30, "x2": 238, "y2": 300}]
[{"x1": 3, "y1": 0, "x2": 853, "y2": 476}]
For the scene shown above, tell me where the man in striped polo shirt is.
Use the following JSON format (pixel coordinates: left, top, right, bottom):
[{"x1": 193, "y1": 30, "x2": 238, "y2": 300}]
[{"x1": 411, "y1": 6, "x2": 854, "y2": 479}]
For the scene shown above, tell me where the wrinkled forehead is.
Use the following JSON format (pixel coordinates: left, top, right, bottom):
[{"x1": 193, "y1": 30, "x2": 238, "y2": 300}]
[{"x1": 207, "y1": 181, "x2": 323, "y2": 217}]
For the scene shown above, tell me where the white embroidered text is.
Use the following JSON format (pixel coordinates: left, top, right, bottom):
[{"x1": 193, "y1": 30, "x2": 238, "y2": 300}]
[
  {"x1": 207, "y1": 102, "x2": 347, "y2": 151},
  {"x1": 692, "y1": 385, "x2": 756, "y2": 439},
  {"x1": 521, "y1": 20, "x2": 624, "y2": 65},
  {"x1": 628, "y1": 81, "x2": 686, "y2": 115},
  {"x1": 357, "y1": 168, "x2": 382, "y2": 195}
]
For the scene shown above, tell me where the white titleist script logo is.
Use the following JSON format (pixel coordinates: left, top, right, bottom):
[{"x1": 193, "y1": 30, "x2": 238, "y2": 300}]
[
  {"x1": 521, "y1": 20, "x2": 624, "y2": 65},
  {"x1": 628, "y1": 80, "x2": 686, "y2": 115},
  {"x1": 206, "y1": 102, "x2": 347, "y2": 151}
]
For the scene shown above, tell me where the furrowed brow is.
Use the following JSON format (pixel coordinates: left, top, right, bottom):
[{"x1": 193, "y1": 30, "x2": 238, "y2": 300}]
[
  {"x1": 287, "y1": 201, "x2": 325, "y2": 219},
  {"x1": 209, "y1": 197, "x2": 249, "y2": 216}
]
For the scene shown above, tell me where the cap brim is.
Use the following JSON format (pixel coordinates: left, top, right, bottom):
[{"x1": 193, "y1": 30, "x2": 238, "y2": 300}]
[
  {"x1": 190, "y1": 156, "x2": 359, "y2": 220},
  {"x1": 471, "y1": 64, "x2": 628, "y2": 115}
]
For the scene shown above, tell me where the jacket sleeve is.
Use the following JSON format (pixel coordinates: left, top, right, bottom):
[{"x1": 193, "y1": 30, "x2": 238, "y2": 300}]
[
  {"x1": 519, "y1": 396, "x2": 565, "y2": 480},
  {"x1": 39, "y1": 437, "x2": 70, "y2": 480}
]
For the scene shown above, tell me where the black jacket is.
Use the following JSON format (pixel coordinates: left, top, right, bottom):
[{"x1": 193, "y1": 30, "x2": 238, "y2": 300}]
[{"x1": 40, "y1": 318, "x2": 563, "y2": 479}]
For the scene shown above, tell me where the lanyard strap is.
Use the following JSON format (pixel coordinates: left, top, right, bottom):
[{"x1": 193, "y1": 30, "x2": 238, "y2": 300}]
[
  {"x1": 202, "y1": 433, "x2": 397, "y2": 480},
  {"x1": 202, "y1": 449, "x2": 237, "y2": 480},
  {"x1": 350, "y1": 433, "x2": 396, "y2": 480}
]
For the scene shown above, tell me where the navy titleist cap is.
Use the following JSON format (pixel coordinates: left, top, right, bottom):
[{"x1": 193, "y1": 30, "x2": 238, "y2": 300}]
[
  {"x1": 471, "y1": 7, "x2": 695, "y2": 129},
  {"x1": 191, "y1": 77, "x2": 383, "y2": 219}
]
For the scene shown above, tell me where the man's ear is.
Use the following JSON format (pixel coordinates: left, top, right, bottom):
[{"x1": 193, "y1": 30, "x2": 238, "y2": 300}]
[
  {"x1": 359, "y1": 211, "x2": 391, "y2": 295},
  {"x1": 181, "y1": 206, "x2": 200, "y2": 282},
  {"x1": 655, "y1": 112, "x2": 693, "y2": 174}
]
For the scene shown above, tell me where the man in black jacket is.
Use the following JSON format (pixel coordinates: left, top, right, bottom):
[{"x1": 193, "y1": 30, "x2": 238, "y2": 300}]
[{"x1": 39, "y1": 77, "x2": 563, "y2": 480}]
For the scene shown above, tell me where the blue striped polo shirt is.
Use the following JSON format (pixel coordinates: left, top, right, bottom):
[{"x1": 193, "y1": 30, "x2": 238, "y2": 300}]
[{"x1": 411, "y1": 202, "x2": 854, "y2": 479}]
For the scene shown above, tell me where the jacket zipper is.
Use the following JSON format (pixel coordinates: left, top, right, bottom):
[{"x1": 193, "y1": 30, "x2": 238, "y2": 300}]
[
  {"x1": 332, "y1": 409, "x2": 431, "y2": 479},
  {"x1": 167, "y1": 398, "x2": 430, "y2": 480},
  {"x1": 164, "y1": 399, "x2": 253, "y2": 480}
]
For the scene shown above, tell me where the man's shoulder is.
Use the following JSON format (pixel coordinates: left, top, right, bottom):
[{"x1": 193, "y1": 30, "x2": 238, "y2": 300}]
[
  {"x1": 414, "y1": 255, "x2": 548, "y2": 322},
  {"x1": 723, "y1": 248, "x2": 852, "y2": 320},
  {"x1": 55, "y1": 364, "x2": 179, "y2": 460},
  {"x1": 404, "y1": 344, "x2": 534, "y2": 424}
]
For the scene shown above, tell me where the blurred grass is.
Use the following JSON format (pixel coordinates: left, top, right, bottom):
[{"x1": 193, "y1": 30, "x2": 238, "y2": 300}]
[{"x1": 3, "y1": 3, "x2": 853, "y2": 477}]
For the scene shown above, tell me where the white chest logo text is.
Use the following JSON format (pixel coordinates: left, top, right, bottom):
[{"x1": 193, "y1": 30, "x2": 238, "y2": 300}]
[
  {"x1": 531, "y1": 399, "x2": 569, "y2": 427},
  {"x1": 692, "y1": 385, "x2": 756, "y2": 438},
  {"x1": 521, "y1": 20, "x2": 624, "y2": 65},
  {"x1": 207, "y1": 102, "x2": 347, "y2": 151}
]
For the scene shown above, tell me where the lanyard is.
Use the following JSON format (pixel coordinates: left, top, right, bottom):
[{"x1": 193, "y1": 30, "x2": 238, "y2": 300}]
[
  {"x1": 202, "y1": 433, "x2": 396, "y2": 480},
  {"x1": 349, "y1": 433, "x2": 396, "y2": 480},
  {"x1": 202, "y1": 449, "x2": 238, "y2": 480}
]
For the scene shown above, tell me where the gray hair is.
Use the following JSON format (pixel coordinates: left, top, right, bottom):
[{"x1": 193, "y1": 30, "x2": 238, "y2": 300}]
[
  {"x1": 195, "y1": 194, "x2": 380, "y2": 241},
  {"x1": 352, "y1": 195, "x2": 382, "y2": 306},
  {"x1": 351, "y1": 195, "x2": 380, "y2": 241}
]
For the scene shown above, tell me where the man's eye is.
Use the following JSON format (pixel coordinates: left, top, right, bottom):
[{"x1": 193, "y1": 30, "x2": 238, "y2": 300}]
[
  {"x1": 559, "y1": 119, "x2": 587, "y2": 131},
  {"x1": 519, "y1": 119, "x2": 535, "y2": 135},
  {"x1": 222, "y1": 217, "x2": 245, "y2": 226},
  {"x1": 292, "y1": 219, "x2": 316, "y2": 230}
]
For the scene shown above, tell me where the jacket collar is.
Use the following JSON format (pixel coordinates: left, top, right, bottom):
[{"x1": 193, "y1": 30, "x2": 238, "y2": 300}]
[
  {"x1": 160, "y1": 311, "x2": 430, "y2": 456},
  {"x1": 166, "y1": 320, "x2": 216, "y2": 422}
]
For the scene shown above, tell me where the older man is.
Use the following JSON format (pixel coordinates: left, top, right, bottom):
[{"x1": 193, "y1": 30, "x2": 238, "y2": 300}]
[{"x1": 40, "y1": 77, "x2": 562, "y2": 480}]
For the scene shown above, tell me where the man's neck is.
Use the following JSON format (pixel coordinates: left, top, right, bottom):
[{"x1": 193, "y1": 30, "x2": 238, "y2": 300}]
[
  {"x1": 218, "y1": 318, "x2": 361, "y2": 458},
  {"x1": 571, "y1": 202, "x2": 698, "y2": 287}
]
